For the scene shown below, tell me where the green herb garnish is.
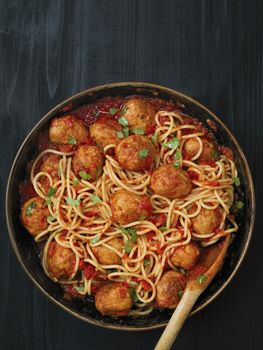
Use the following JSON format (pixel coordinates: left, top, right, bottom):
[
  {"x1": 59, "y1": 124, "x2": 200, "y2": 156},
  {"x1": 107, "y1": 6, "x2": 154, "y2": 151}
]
[
  {"x1": 212, "y1": 150, "x2": 220, "y2": 160},
  {"x1": 129, "y1": 287, "x2": 139, "y2": 302},
  {"x1": 44, "y1": 198, "x2": 52, "y2": 206},
  {"x1": 173, "y1": 149, "x2": 182, "y2": 169},
  {"x1": 91, "y1": 236, "x2": 100, "y2": 244},
  {"x1": 151, "y1": 134, "x2": 157, "y2": 143},
  {"x1": 66, "y1": 197, "x2": 81, "y2": 206},
  {"x1": 90, "y1": 194, "x2": 102, "y2": 204},
  {"x1": 138, "y1": 149, "x2": 149, "y2": 159},
  {"x1": 197, "y1": 274, "x2": 207, "y2": 284},
  {"x1": 109, "y1": 108, "x2": 119, "y2": 115},
  {"x1": 235, "y1": 201, "x2": 244, "y2": 209},
  {"x1": 72, "y1": 178, "x2": 79, "y2": 185},
  {"x1": 47, "y1": 215, "x2": 55, "y2": 222},
  {"x1": 120, "y1": 107, "x2": 128, "y2": 116},
  {"x1": 47, "y1": 186, "x2": 56, "y2": 197},
  {"x1": 67, "y1": 135, "x2": 77, "y2": 145},
  {"x1": 162, "y1": 137, "x2": 180, "y2": 149},
  {"x1": 118, "y1": 116, "x2": 129, "y2": 127},
  {"x1": 25, "y1": 201, "x2": 36, "y2": 216},
  {"x1": 159, "y1": 226, "x2": 167, "y2": 232},
  {"x1": 234, "y1": 177, "x2": 241, "y2": 186},
  {"x1": 119, "y1": 226, "x2": 137, "y2": 242},
  {"x1": 132, "y1": 128, "x2": 145, "y2": 135},
  {"x1": 143, "y1": 259, "x2": 151, "y2": 267},
  {"x1": 79, "y1": 171, "x2": 91, "y2": 181},
  {"x1": 74, "y1": 285, "x2": 85, "y2": 293},
  {"x1": 123, "y1": 126, "x2": 129, "y2": 137},
  {"x1": 117, "y1": 131, "x2": 124, "y2": 139},
  {"x1": 178, "y1": 290, "x2": 183, "y2": 298},
  {"x1": 124, "y1": 240, "x2": 133, "y2": 253}
]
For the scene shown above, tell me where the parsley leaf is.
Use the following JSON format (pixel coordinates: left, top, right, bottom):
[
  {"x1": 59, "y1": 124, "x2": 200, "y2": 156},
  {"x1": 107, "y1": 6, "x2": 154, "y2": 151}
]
[
  {"x1": 124, "y1": 240, "x2": 133, "y2": 253},
  {"x1": 117, "y1": 131, "x2": 124, "y2": 139},
  {"x1": 25, "y1": 201, "x2": 36, "y2": 216},
  {"x1": 132, "y1": 128, "x2": 145, "y2": 135},
  {"x1": 123, "y1": 126, "x2": 129, "y2": 137},
  {"x1": 159, "y1": 226, "x2": 167, "y2": 232},
  {"x1": 90, "y1": 194, "x2": 102, "y2": 204},
  {"x1": 173, "y1": 149, "x2": 182, "y2": 169},
  {"x1": 138, "y1": 149, "x2": 149, "y2": 159},
  {"x1": 118, "y1": 116, "x2": 129, "y2": 127},
  {"x1": 120, "y1": 107, "x2": 128, "y2": 116},
  {"x1": 212, "y1": 150, "x2": 220, "y2": 160},
  {"x1": 162, "y1": 137, "x2": 180, "y2": 149},
  {"x1": 151, "y1": 134, "x2": 157, "y2": 143},
  {"x1": 44, "y1": 198, "x2": 52, "y2": 206},
  {"x1": 47, "y1": 215, "x2": 55, "y2": 222},
  {"x1": 129, "y1": 287, "x2": 139, "y2": 302},
  {"x1": 68, "y1": 135, "x2": 77, "y2": 145},
  {"x1": 91, "y1": 236, "x2": 100, "y2": 244},
  {"x1": 143, "y1": 259, "x2": 151, "y2": 267},
  {"x1": 47, "y1": 187, "x2": 56, "y2": 197},
  {"x1": 197, "y1": 274, "x2": 207, "y2": 284},
  {"x1": 119, "y1": 226, "x2": 137, "y2": 242},
  {"x1": 109, "y1": 108, "x2": 119, "y2": 115},
  {"x1": 235, "y1": 201, "x2": 244, "y2": 209},
  {"x1": 66, "y1": 197, "x2": 80, "y2": 206},
  {"x1": 79, "y1": 171, "x2": 91, "y2": 181},
  {"x1": 72, "y1": 178, "x2": 79, "y2": 185},
  {"x1": 234, "y1": 177, "x2": 241, "y2": 186},
  {"x1": 74, "y1": 285, "x2": 85, "y2": 293}
]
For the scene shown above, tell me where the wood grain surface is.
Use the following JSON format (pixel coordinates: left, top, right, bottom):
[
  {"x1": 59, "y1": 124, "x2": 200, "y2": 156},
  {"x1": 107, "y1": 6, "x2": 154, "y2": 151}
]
[{"x1": 0, "y1": 1, "x2": 262, "y2": 349}]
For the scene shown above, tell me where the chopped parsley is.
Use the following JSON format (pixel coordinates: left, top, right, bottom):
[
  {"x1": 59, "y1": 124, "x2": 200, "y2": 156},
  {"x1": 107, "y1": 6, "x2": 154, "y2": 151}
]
[
  {"x1": 66, "y1": 197, "x2": 80, "y2": 206},
  {"x1": 47, "y1": 215, "x2": 56, "y2": 222},
  {"x1": 47, "y1": 187, "x2": 56, "y2": 197},
  {"x1": 118, "y1": 116, "x2": 129, "y2": 127},
  {"x1": 44, "y1": 198, "x2": 52, "y2": 206},
  {"x1": 119, "y1": 226, "x2": 137, "y2": 242},
  {"x1": 67, "y1": 135, "x2": 77, "y2": 145},
  {"x1": 72, "y1": 178, "x2": 79, "y2": 185},
  {"x1": 129, "y1": 287, "x2": 139, "y2": 302},
  {"x1": 235, "y1": 201, "x2": 244, "y2": 209},
  {"x1": 90, "y1": 194, "x2": 102, "y2": 204},
  {"x1": 138, "y1": 149, "x2": 149, "y2": 159},
  {"x1": 143, "y1": 259, "x2": 151, "y2": 267},
  {"x1": 109, "y1": 108, "x2": 119, "y2": 115},
  {"x1": 132, "y1": 128, "x2": 145, "y2": 135},
  {"x1": 162, "y1": 137, "x2": 180, "y2": 149},
  {"x1": 124, "y1": 240, "x2": 133, "y2": 253},
  {"x1": 123, "y1": 126, "x2": 129, "y2": 137},
  {"x1": 197, "y1": 274, "x2": 207, "y2": 284},
  {"x1": 25, "y1": 201, "x2": 36, "y2": 216},
  {"x1": 120, "y1": 107, "x2": 128, "y2": 116},
  {"x1": 159, "y1": 226, "x2": 167, "y2": 232},
  {"x1": 91, "y1": 235, "x2": 100, "y2": 244},
  {"x1": 234, "y1": 177, "x2": 241, "y2": 186},
  {"x1": 151, "y1": 134, "x2": 157, "y2": 143},
  {"x1": 173, "y1": 149, "x2": 182, "y2": 169},
  {"x1": 212, "y1": 150, "x2": 220, "y2": 160},
  {"x1": 117, "y1": 131, "x2": 124, "y2": 139},
  {"x1": 79, "y1": 171, "x2": 91, "y2": 181},
  {"x1": 74, "y1": 285, "x2": 85, "y2": 293}
]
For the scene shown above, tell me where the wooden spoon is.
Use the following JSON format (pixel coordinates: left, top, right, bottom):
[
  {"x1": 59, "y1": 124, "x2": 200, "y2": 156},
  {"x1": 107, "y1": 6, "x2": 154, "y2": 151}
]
[{"x1": 154, "y1": 234, "x2": 231, "y2": 350}]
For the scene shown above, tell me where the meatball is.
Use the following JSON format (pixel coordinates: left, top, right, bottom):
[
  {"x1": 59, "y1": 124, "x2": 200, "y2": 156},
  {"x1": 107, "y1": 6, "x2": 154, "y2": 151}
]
[
  {"x1": 21, "y1": 197, "x2": 49, "y2": 237},
  {"x1": 171, "y1": 242, "x2": 200, "y2": 270},
  {"x1": 184, "y1": 138, "x2": 217, "y2": 162},
  {"x1": 49, "y1": 115, "x2": 89, "y2": 145},
  {"x1": 116, "y1": 135, "x2": 156, "y2": 171},
  {"x1": 190, "y1": 207, "x2": 223, "y2": 235},
  {"x1": 95, "y1": 283, "x2": 133, "y2": 316},
  {"x1": 46, "y1": 240, "x2": 76, "y2": 280},
  {"x1": 123, "y1": 98, "x2": 156, "y2": 132},
  {"x1": 156, "y1": 270, "x2": 185, "y2": 308},
  {"x1": 91, "y1": 238, "x2": 123, "y2": 265},
  {"x1": 72, "y1": 145, "x2": 105, "y2": 181},
  {"x1": 90, "y1": 116, "x2": 122, "y2": 148},
  {"x1": 150, "y1": 164, "x2": 192, "y2": 199},
  {"x1": 110, "y1": 190, "x2": 152, "y2": 224}
]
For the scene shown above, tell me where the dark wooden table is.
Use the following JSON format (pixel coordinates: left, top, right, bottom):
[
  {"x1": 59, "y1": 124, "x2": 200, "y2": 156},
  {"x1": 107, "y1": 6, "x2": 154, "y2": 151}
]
[{"x1": 1, "y1": 1, "x2": 262, "y2": 349}]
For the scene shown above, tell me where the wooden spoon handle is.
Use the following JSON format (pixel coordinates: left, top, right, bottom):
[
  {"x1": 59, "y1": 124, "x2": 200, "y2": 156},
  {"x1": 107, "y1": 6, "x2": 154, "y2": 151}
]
[{"x1": 154, "y1": 288, "x2": 201, "y2": 350}]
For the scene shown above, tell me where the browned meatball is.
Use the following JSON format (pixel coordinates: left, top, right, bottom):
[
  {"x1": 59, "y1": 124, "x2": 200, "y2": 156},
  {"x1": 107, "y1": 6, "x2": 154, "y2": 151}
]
[
  {"x1": 123, "y1": 98, "x2": 156, "y2": 132},
  {"x1": 116, "y1": 135, "x2": 156, "y2": 171},
  {"x1": 171, "y1": 242, "x2": 200, "y2": 270},
  {"x1": 46, "y1": 240, "x2": 76, "y2": 280},
  {"x1": 110, "y1": 190, "x2": 152, "y2": 224},
  {"x1": 150, "y1": 164, "x2": 192, "y2": 199},
  {"x1": 156, "y1": 270, "x2": 185, "y2": 308},
  {"x1": 184, "y1": 138, "x2": 217, "y2": 162},
  {"x1": 21, "y1": 197, "x2": 49, "y2": 237},
  {"x1": 72, "y1": 145, "x2": 105, "y2": 181},
  {"x1": 190, "y1": 207, "x2": 223, "y2": 235},
  {"x1": 49, "y1": 115, "x2": 89, "y2": 145},
  {"x1": 91, "y1": 238, "x2": 123, "y2": 265},
  {"x1": 90, "y1": 116, "x2": 123, "y2": 148},
  {"x1": 95, "y1": 283, "x2": 133, "y2": 316}
]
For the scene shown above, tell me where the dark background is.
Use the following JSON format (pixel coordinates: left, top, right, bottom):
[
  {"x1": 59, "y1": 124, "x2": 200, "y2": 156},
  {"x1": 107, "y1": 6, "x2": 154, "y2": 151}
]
[{"x1": 0, "y1": 0, "x2": 262, "y2": 349}]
